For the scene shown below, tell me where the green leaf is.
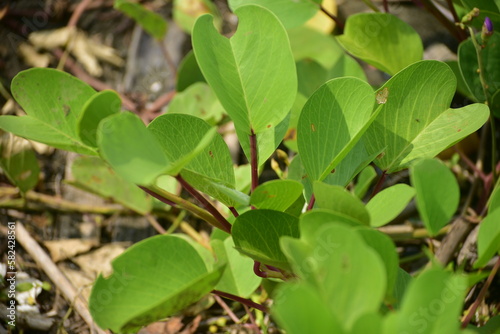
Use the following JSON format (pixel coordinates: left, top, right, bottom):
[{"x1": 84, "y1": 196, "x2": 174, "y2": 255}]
[
  {"x1": 0, "y1": 136, "x2": 40, "y2": 193},
  {"x1": 250, "y1": 180, "x2": 303, "y2": 212},
  {"x1": 472, "y1": 316, "x2": 500, "y2": 334},
  {"x1": 148, "y1": 114, "x2": 239, "y2": 206},
  {"x1": 68, "y1": 156, "x2": 151, "y2": 215},
  {"x1": 173, "y1": 0, "x2": 221, "y2": 34},
  {"x1": 281, "y1": 223, "x2": 386, "y2": 329},
  {"x1": 353, "y1": 165, "x2": 377, "y2": 199},
  {"x1": 193, "y1": 5, "x2": 297, "y2": 135},
  {"x1": 313, "y1": 182, "x2": 370, "y2": 225},
  {"x1": 385, "y1": 268, "x2": 467, "y2": 334},
  {"x1": 167, "y1": 83, "x2": 224, "y2": 125},
  {"x1": 0, "y1": 68, "x2": 97, "y2": 155},
  {"x1": 89, "y1": 235, "x2": 224, "y2": 333},
  {"x1": 176, "y1": 50, "x2": 206, "y2": 92},
  {"x1": 114, "y1": 0, "x2": 167, "y2": 40},
  {"x1": 97, "y1": 112, "x2": 169, "y2": 186},
  {"x1": 488, "y1": 184, "x2": 500, "y2": 214},
  {"x1": 287, "y1": 26, "x2": 345, "y2": 69},
  {"x1": 272, "y1": 283, "x2": 344, "y2": 334},
  {"x1": 410, "y1": 159, "x2": 459, "y2": 236},
  {"x1": 212, "y1": 237, "x2": 261, "y2": 298},
  {"x1": 366, "y1": 184, "x2": 415, "y2": 227},
  {"x1": 228, "y1": 0, "x2": 320, "y2": 29},
  {"x1": 337, "y1": 13, "x2": 423, "y2": 75},
  {"x1": 391, "y1": 268, "x2": 413, "y2": 309},
  {"x1": 78, "y1": 90, "x2": 121, "y2": 147},
  {"x1": 300, "y1": 210, "x2": 361, "y2": 243},
  {"x1": 364, "y1": 60, "x2": 490, "y2": 173},
  {"x1": 474, "y1": 209, "x2": 500, "y2": 268},
  {"x1": 297, "y1": 77, "x2": 376, "y2": 182},
  {"x1": 355, "y1": 228, "x2": 398, "y2": 298},
  {"x1": 232, "y1": 209, "x2": 300, "y2": 270},
  {"x1": 459, "y1": 32, "x2": 500, "y2": 103}
]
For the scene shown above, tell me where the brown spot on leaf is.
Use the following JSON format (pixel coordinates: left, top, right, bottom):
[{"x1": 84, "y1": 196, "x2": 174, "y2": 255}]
[
  {"x1": 19, "y1": 170, "x2": 32, "y2": 181},
  {"x1": 311, "y1": 124, "x2": 316, "y2": 132}
]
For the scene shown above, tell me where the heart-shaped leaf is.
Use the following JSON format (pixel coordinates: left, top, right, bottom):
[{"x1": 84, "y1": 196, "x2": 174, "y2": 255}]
[
  {"x1": 366, "y1": 184, "x2": 415, "y2": 227},
  {"x1": 297, "y1": 77, "x2": 377, "y2": 182},
  {"x1": 337, "y1": 13, "x2": 423, "y2": 75},
  {"x1": 68, "y1": 156, "x2": 152, "y2": 215},
  {"x1": 410, "y1": 159, "x2": 459, "y2": 236},
  {"x1": 89, "y1": 235, "x2": 224, "y2": 333},
  {"x1": 364, "y1": 60, "x2": 490, "y2": 173},
  {"x1": 0, "y1": 68, "x2": 97, "y2": 155},
  {"x1": 193, "y1": 5, "x2": 297, "y2": 136},
  {"x1": 232, "y1": 209, "x2": 300, "y2": 270},
  {"x1": 78, "y1": 90, "x2": 121, "y2": 147},
  {"x1": 148, "y1": 114, "x2": 239, "y2": 206},
  {"x1": 97, "y1": 112, "x2": 169, "y2": 186},
  {"x1": 212, "y1": 237, "x2": 261, "y2": 297},
  {"x1": 250, "y1": 180, "x2": 303, "y2": 212},
  {"x1": 228, "y1": 0, "x2": 321, "y2": 29},
  {"x1": 474, "y1": 208, "x2": 500, "y2": 268}
]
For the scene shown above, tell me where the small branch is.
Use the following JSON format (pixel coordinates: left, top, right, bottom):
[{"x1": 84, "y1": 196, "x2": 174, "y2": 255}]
[
  {"x1": 212, "y1": 290, "x2": 269, "y2": 313},
  {"x1": 158, "y1": 40, "x2": 178, "y2": 79},
  {"x1": 145, "y1": 213, "x2": 166, "y2": 234},
  {"x1": 445, "y1": 0, "x2": 460, "y2": 23},
  {"x1": 370, "y1": 170, "x2": 387, "y2": 199},
  {"x1": 361, "y1": 0, "x2": 380, "y2": 12},
  {"x1": 461, "y1": 256, "x2": 500, "y2": 328},
  {"x1": 4, "y1": 222, "x2": 107, "y2": 334},
  {"x1": 382, "y1": 0, "x2": 389, "y2": 13},
  {"x1": 176, "y1": 175, "x2": 232, "y2": 234},
  {"x1": 0, "y1": 188, "x2": 125, "y2": 214},
  {"x1": 141, "y1": 185, "x2": 228, "y2": 232},
  {"x1": 307, "y1": 194, "x2": 315, "y2": 211},
  {"x1": 213, "y1": 294, "x2": 241, "y2": 324},
  {"x1": 418, "y1": 0, "x2": 466, "y2": 41},
  {"x1": 67, "y1": 0, "x2": 93, "y2": 28},
  {"x1": 250, "y1": 130, "x2": 259, "y2": 193},
  {"x1": 320, "y1": 5, "x2": 344, "y2": 31},
  {"x1": 229, "y1": 207, "x2": 239, "y2": 218}
]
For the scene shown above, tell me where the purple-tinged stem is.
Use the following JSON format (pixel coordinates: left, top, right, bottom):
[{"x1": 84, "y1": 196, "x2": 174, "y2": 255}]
[
  {"x1": 461, "y1": 256, "x2": 500, "y2": 328},
  {"x1": 229, "y1": 206, "x2": 239, "y2": 217},
  {"x1": 307, "y1": 194, "x2": 316, "y2": 211},
  {"x1": 253, "y1": 261, "x2": 268, "y2": 278},
  {"x1": 382, "y1": 0, "x2": 389, "y2": 12},
  {"x1": 213, "y1": 294, "x2": 241, "y2": 324},
  {"x1": 370, "y1": 171, "x2": 387, "y2": 199},
  {"x1": 212, "y1": 289, "x2": 269, "y2": 313},
  {"x1": 320, "y1": 5, "x2": 345, "y2": 31},
  {"x1": 139, "y1": 186, "x2": 176, "y2": 206},
  {"x1": 176, "y1": 175, "x2": 232, "y2": 234}
]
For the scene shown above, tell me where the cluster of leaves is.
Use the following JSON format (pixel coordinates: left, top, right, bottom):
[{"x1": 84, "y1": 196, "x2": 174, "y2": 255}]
[{"x1": 1, "y1": 0, "x2": 500, "y2": 333}]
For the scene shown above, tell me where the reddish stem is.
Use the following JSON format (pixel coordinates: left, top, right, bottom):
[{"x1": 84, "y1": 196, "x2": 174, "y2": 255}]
[
  {"x1": 370, "y1": 170, "x2": 387, "y2": 199},
  {"x1": 176, "y1": 175, "x2": 232, "y2": 233},
  {"x1": 253, "y1": 261, "x2": 268, "y2": 278},
  {"x1": 307, "y1": 193, "x2": 316, "y2": 211},
  {"x1": 212, "y1": 289, "x2": 269, "y2": 313}
]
